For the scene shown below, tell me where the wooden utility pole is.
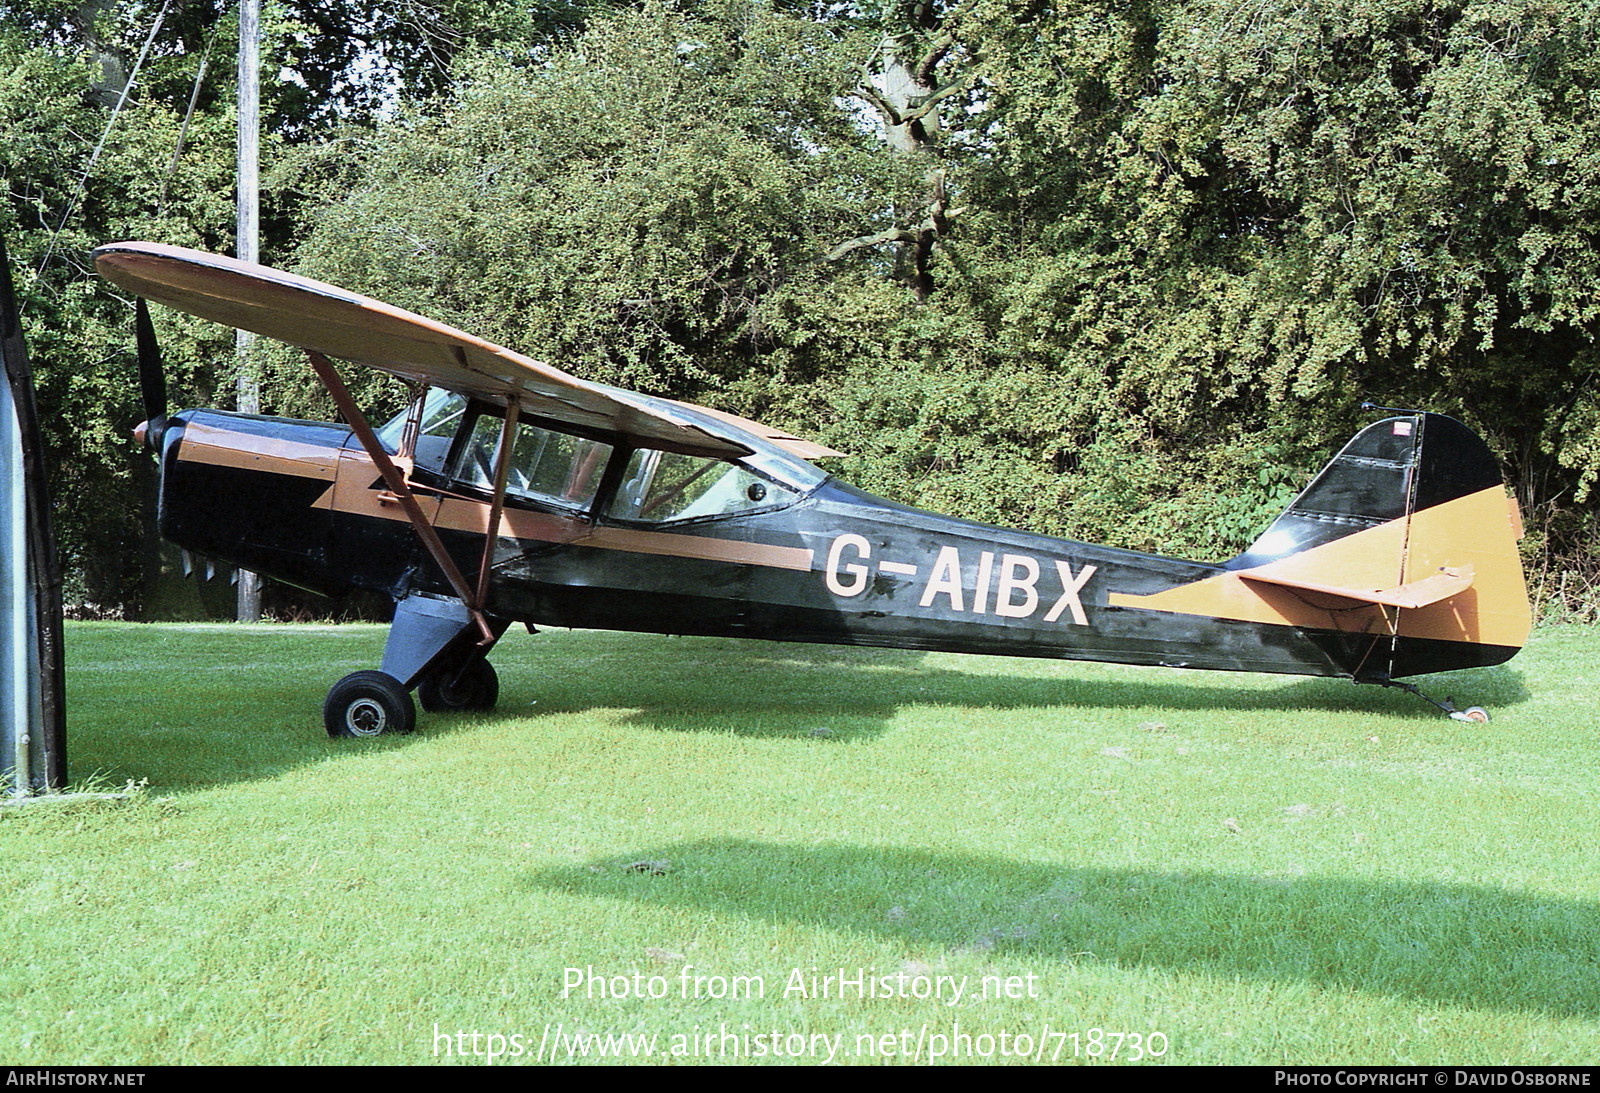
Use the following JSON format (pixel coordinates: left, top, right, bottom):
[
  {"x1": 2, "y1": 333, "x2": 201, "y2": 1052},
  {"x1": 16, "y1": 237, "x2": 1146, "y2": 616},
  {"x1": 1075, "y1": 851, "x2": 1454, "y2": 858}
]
[{"x1": 235, "y1": 0, "x2": 262, "y2": 621}]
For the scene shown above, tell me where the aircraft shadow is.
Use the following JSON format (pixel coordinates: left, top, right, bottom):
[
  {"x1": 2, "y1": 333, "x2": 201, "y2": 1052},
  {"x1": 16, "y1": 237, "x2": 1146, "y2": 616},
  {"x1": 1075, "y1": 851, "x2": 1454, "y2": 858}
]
[
  {"x1": 505, "y1": 634, "x2": 1529, "y2": 741},
  {"x1": 67, "y1": 628, "x2": 1528, "y2": 788},
  {"x1": 530, "y1": 839, "x2": 1600, "y2": 1019}
]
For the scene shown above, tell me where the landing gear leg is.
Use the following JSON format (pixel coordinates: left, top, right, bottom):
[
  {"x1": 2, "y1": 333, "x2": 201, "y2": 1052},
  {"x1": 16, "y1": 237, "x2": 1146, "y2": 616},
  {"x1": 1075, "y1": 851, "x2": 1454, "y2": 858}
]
[{"x1": 324, "y1": 592, "x2": 508, "y2": 736}]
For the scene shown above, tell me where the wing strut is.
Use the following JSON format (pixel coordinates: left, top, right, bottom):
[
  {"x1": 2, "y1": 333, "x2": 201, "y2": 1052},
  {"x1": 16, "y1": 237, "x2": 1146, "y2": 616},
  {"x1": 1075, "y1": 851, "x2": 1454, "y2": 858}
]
[
  {"x1": 475, "y1": 397, "x2": 519, "y2": 610},
  {"x1": 307, "y1": 351, "x2": 495, "y2": 645}
]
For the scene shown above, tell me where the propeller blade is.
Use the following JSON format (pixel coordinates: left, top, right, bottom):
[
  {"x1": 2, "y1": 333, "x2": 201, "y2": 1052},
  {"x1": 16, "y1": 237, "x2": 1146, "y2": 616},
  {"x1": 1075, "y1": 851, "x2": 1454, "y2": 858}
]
[{"x1": 134, "y1": 297, "x2": 167, "y2": 442}]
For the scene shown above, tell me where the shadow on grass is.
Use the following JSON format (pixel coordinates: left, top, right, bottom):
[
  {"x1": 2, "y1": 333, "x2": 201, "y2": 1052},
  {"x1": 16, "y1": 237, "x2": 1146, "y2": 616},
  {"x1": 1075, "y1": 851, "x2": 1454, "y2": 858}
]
[
  {"x1": 531, "y1": 839, "x2": 1600, "y2": 1019},
  {"x1": 65, "y1": 623, "x2": 403, "y2": 791},
  {"x1": 512, "y1": 634, "x2": 1529, "y2": 740},
  {"x1": 65, "y1": 625, "x2": 1529, "y2": 788}
]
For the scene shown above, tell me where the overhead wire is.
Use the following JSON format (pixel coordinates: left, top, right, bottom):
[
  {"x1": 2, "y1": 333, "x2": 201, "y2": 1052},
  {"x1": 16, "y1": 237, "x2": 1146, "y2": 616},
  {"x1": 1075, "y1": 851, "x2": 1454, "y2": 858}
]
[
  {"x1": 33, "y1": 0, "x2": 176, "y2": 286},
  {"x1": 159, "y1": 24, "x2": 221, "y2": 214}
]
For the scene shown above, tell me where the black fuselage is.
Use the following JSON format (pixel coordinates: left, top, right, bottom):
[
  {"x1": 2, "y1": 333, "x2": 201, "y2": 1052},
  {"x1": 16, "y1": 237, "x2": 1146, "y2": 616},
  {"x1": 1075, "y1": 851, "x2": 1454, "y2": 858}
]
[{"x1": 155, "y1": 407, "x2": 1519, "y2": 684}]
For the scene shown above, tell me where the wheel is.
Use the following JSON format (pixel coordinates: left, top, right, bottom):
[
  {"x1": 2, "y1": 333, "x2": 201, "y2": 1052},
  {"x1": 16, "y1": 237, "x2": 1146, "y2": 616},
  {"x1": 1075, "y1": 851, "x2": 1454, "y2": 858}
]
[
  {"x1": 417, "y1": 658, "x2": 499, "y2": 713},
  {"x1": 1462, "y1": 706, "x2": 1490, "y2": 724},
  {"x1": 324, "y1": 671, "x2": 416, "y2": 737},
  {"x1": 417, "y1": 659, "x2": 499, "y2": 713}
]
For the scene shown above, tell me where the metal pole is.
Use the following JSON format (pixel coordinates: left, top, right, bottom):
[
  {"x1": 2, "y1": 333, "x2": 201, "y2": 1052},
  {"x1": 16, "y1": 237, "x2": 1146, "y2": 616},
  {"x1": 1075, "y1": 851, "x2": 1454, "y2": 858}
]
[
  {"x1": 0, "y1": 231, "x2": 60, "y2": 797},
  {"x1": 235, "y1": 0, "x2": 263, "y2": 621},
  {"x1": 1, "y1": 369, "x2": 32, "y2": 795}
]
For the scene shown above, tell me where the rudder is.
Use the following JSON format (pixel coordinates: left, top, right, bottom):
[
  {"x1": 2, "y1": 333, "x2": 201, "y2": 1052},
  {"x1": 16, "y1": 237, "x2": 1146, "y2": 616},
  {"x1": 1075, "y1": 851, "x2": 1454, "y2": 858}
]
[{"x1": 1227, "y1": 413, "x2": 1529, "y2": 679}]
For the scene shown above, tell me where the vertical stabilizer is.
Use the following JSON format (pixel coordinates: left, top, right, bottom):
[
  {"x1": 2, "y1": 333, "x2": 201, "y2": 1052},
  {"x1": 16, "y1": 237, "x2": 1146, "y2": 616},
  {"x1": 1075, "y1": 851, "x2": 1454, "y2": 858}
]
[
  {"x1": 1109, "y1": 413, "x2": 1530, "y2": 681},
  {"x1": 1228, "y1": 413, "x2": 1529, "y2": 678}
]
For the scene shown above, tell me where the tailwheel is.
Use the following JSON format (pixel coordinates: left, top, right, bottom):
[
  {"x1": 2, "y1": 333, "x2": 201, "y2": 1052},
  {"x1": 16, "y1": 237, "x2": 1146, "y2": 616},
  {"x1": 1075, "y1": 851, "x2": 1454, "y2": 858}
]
[
  {"x1": 417, "y1": 657, "x2": 499, "y2": 713},
  {"x1": 1373, "y1": 679, "x2": 1493, "y2": 723},
  {"x1": 325, "y1": 671, "x2": 416, "y2": 737}
]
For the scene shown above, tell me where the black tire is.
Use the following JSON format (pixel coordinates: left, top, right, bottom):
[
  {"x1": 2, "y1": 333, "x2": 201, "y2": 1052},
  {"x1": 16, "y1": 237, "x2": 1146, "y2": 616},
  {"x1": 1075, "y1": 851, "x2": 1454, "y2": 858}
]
[
  {"x1": 324, "y1": 671, "x2": 416, "y2": 737},
  {"x1": 417, "y1": 658, "x2": 499, "y2": 713}
]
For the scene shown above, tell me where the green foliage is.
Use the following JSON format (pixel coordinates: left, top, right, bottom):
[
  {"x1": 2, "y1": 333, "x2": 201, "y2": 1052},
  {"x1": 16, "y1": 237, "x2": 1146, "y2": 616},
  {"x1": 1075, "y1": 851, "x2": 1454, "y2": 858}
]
[
  {"x1": 0, "y1": 29, "x2": 237, "y2": 611},
  {"x1": 922, "y1": 0, "x2": 1600, "y2": 568},
  {"x1": 279, "y1": 0, "x2": 1600, "y2": 594},
  {"x1": 9, "y1": 0, "x2": 1600, "y2": 612},
  {"x1": 289, "y1": 1, "x2": 897, "y2": 397}
]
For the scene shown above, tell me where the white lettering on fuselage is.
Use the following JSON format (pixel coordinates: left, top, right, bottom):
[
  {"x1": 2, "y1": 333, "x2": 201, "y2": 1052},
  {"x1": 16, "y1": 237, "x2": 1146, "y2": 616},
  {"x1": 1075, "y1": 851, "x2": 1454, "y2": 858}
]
[
  {"x1": 824, "y1": 533, "x2": 873, "y2": 597},
  {"x1": 825, "y1": 534, "x2": 1096, "y2": 626}
]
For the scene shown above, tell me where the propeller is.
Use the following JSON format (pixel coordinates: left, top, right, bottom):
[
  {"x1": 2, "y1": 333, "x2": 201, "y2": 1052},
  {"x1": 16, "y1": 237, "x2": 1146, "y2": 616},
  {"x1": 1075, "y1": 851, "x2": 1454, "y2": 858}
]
[{"x1": 134, "y1": 297, "x2": 167, "y2": 450}]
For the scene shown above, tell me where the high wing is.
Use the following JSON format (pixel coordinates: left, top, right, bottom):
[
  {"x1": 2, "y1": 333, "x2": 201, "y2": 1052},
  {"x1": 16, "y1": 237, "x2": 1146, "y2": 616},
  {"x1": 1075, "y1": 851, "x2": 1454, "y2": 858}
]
[{"x1": 92, "y1": 241, "x2": 841, "y2": 461}]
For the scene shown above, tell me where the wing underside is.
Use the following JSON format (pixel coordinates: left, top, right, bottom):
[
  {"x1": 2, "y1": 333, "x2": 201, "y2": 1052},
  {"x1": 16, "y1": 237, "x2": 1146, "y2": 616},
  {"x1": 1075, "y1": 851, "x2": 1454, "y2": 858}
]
[{"x1": 93, "y1": 241, "x2": 842, "y2": 461}]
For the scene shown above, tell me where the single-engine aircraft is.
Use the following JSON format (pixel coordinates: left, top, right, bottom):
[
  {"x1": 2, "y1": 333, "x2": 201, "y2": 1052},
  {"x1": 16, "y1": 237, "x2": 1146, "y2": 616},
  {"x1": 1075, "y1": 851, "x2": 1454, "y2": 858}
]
[{"x1": 93, "y1": 242, "x2": 1531, "y2": 736}]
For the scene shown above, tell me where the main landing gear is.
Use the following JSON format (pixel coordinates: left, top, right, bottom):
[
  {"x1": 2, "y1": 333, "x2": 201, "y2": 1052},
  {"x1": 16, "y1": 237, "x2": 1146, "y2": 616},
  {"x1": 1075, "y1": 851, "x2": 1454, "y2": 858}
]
[
  {"x1": 323, "y1": 592, "x2": 507, "y2": 737},
  {"x1": 417, "y1": 657, "x2": 499, "y2": 713},
  {"x1": 325, "y1": 671, "x2": 415, "y2": 737},
  {"x1": 323, "y1": 658, "x2": 500, "y2": 737}
]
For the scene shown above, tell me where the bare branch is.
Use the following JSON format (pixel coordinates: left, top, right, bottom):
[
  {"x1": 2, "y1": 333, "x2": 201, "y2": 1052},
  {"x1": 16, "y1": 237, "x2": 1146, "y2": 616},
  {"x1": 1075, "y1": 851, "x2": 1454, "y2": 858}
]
[
  {"x1": 898, "y1": 74, "x2": 978, "y2": 125},
  {"x1": 849, "y1": 83, "x2": 903, "y2": 127},
  {"x1": 915, "y1": 29, "x2": 956, "y2": 85},
  {"x1": 915, "y1": 0, "x2": 980, "y2": 80},
  {"x1": 825, "y1": 227, "x2": 918, "y2": 263}
]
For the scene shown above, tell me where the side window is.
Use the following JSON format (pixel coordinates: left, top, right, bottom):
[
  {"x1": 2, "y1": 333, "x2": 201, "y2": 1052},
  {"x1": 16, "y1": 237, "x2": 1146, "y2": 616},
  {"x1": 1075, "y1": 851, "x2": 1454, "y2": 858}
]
[
  {"x1": 611, "y1": 449, "x2": 796, "y2": 523},
  {"x1": 453, "y1": 413, "x2": 505, "y2": 487},
  {"x1": 412, "y1": 391, "x2": 468, "y2": 474},
  {"x1": 373, "y1": 387, "x2": 466, "y2": 469},
  {"x1": 452, "y1": 414, "x2": 614, "y2": 511},
  {"x1": 506, "y1": 427, "x2": 613, "y2": 508}
]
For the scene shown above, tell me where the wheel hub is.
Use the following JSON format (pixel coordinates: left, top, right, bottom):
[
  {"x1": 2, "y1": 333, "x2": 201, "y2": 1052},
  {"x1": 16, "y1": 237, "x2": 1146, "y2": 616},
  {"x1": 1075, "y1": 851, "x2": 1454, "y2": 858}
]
[{"x1": 345, "y1": 699, "x2": 386, "y2": 736}]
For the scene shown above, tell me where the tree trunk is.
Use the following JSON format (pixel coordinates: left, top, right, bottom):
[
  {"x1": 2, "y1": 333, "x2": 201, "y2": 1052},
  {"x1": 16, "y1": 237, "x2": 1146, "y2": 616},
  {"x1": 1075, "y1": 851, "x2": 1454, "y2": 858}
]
[{"x1": 833, "y1": 2, "x2": 970, "y2": 301}]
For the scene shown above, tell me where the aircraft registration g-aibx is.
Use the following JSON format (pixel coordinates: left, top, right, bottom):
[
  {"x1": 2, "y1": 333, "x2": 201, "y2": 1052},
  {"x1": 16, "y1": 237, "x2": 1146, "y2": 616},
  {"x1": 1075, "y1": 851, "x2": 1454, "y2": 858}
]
[{"x1": 93, "y1": 241, "x2": 1531, "y2": 735}]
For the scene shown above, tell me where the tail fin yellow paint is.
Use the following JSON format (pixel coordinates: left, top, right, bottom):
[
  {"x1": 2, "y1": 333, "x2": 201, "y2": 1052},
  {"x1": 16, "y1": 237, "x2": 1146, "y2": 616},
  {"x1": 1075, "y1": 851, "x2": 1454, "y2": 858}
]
[{"x1": 1108, "y1": 413, "x2": 1530, "y2": 679}]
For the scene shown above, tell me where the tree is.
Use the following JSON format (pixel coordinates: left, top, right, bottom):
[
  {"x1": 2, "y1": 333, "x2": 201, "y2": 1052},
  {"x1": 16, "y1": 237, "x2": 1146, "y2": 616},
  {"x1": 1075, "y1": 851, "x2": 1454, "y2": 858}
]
[
  {"x1": 1, "y1": 0, "x2": 621, "y2": 135},
  {"x1": 948, "y1": 0, "x2": 1600, "y2": 588},
  {"x1": 0, "y1": 25, "x2": 236, "y2": 611},
  {"x1": 825, "y1": 0, "x2": 979, "y2": 300},
  {"x1": 0, "y1": 0, "x2": 574, "y2": 614},
  {"x1": 288, "y1": 1, "x2": 892, "y2": 400}
]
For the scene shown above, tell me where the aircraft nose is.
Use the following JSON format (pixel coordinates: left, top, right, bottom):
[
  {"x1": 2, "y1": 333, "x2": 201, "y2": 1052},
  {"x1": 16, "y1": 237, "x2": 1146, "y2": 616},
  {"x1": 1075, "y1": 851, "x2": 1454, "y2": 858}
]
[{"x1": 133, "y1": 415, "x2": 167, "y2": 452}]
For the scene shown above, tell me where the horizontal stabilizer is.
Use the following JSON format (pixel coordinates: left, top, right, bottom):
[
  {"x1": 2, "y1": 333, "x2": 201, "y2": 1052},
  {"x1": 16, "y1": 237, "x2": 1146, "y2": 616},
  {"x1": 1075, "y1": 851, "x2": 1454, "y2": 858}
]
[{"x1": 1240, "y1": 565, "x2": 1475, "y2": 610}]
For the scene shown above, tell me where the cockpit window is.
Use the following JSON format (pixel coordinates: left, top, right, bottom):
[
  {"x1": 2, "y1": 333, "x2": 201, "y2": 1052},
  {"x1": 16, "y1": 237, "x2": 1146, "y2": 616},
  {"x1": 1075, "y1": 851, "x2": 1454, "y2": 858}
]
[
  {"x1": 611, "y1": 449, "x2": 798, "y2": 523},
  {"x1": 413, "y1": 392, "x2": 469, "y2": 473},
  {"x1": 455, "y1": 414, "x2": 614, "y2": 511},
  {"x1": 374, "y1": 388, "x2": 467, "y2": 472},
  {"x1": 376, "y1": 386, "x2": 818, "y2": 521}
]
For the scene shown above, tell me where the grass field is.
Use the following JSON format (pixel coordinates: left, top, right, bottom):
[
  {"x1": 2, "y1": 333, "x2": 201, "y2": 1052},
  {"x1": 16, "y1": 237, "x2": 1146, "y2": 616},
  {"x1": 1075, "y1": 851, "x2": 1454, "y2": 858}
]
[{"x1": 4, "y1": 621, "x2": 1597, "y2": 1065}]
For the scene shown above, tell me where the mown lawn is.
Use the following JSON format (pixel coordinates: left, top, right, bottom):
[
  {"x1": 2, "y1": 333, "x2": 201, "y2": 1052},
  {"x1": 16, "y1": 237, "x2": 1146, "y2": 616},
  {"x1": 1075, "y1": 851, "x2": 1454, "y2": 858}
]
[{"x1": 3, "y1": 622, "x2": 1596, "y2": 1065}]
